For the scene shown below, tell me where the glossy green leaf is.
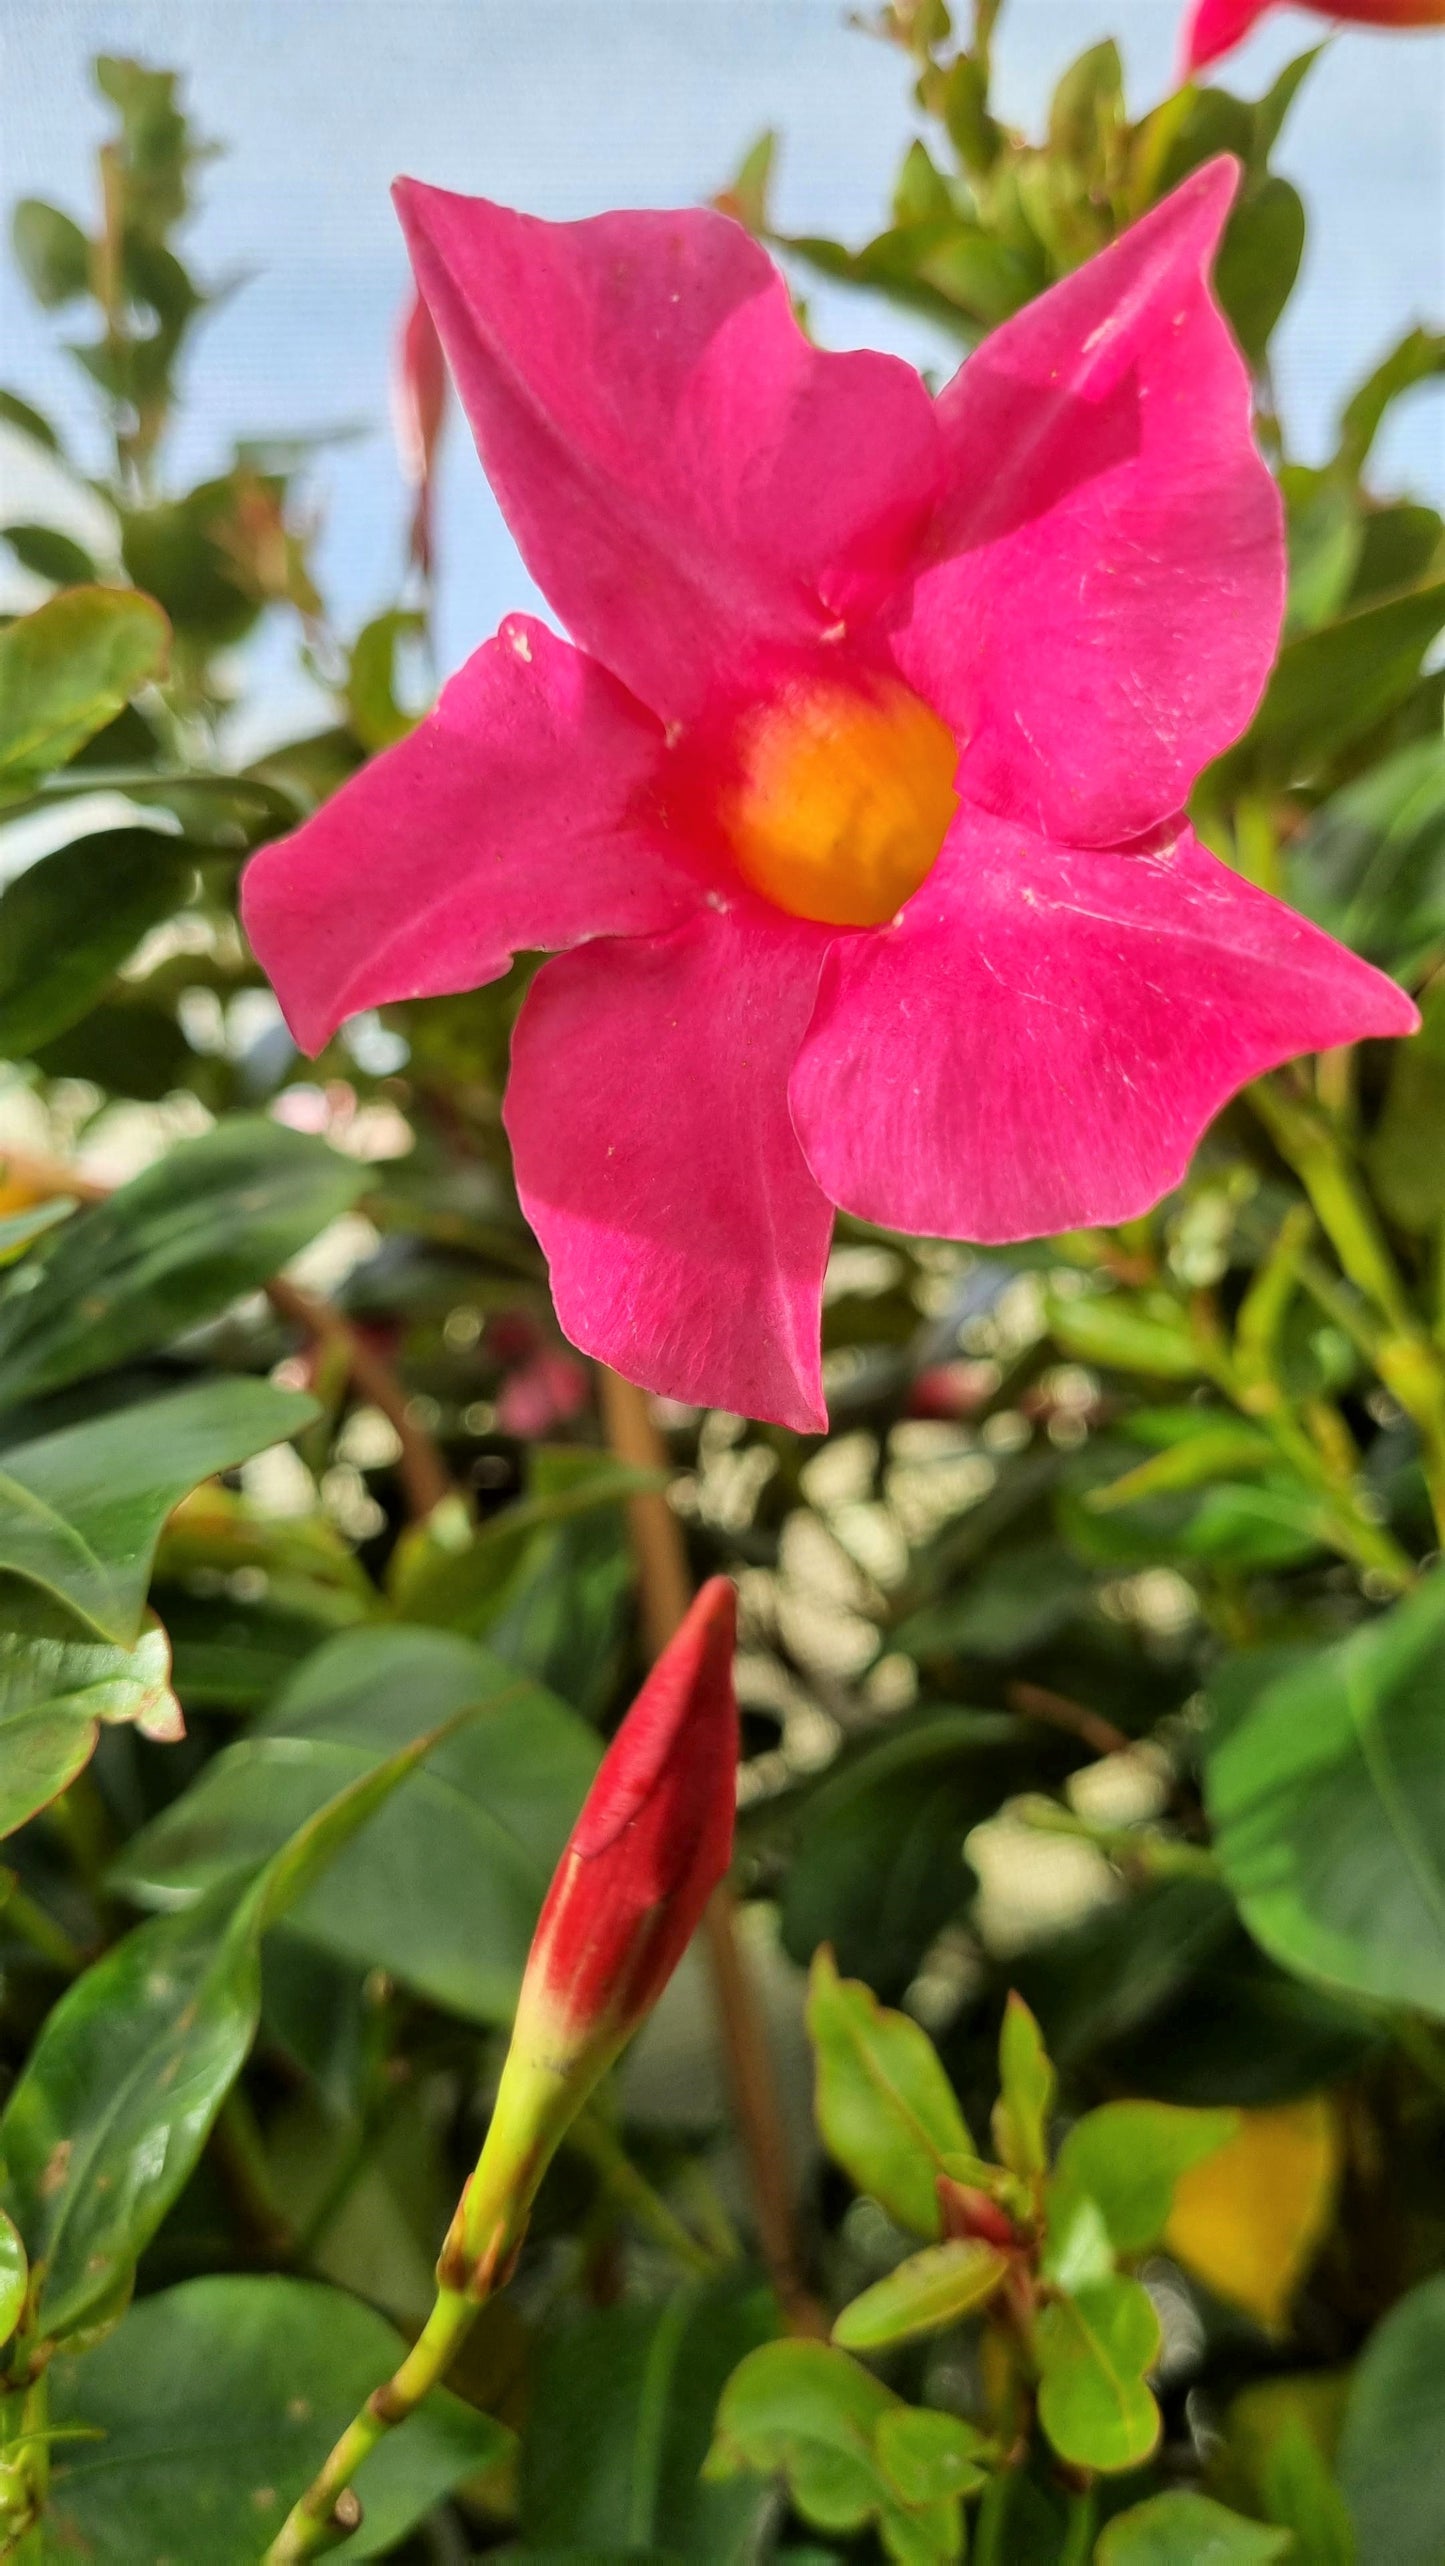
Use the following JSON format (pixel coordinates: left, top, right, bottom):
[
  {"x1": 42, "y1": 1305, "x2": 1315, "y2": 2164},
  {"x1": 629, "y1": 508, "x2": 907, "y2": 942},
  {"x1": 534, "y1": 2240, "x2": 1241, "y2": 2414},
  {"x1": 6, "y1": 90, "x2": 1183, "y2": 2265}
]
[
  {"x1": 1216, "y1": 176, "x2": 1304, "y2": 365},
  {"x1": 0, "y1": 1694, "x2": 467, "y2": 2339},
  {"x1": 1241, "y1": 578, "x2": 1445, "y2": 781},
  {"x1": 1050, "y1": 2101, "x2": 1239, "y2": 2254},
  {"x1": 707, "y1": 2339, "x2": 962, "y2": 2565},
  {"x1": 0, "y1": 2206, "x2": 26, "y2": 2349},
  {"x1": 1337, "y1": 2273, "x2": 1445, "y2": 2566},
  {"x1": 993, "y1": 1992, "x2": 1054, "y2": 2181},
  {"x1": 0, "y1": 827, "x2": 193, "y2": 1060},
  {"x1": 875, "y1": 2405, "x2": 989, "y2": 2506},
  {"x1": 47, "y1": 2274, "x2": 510, "y2": 2562},
  {"x1": 0, "y1": 588, "x2": 169, "y2": 785},
  {"x1": 0, "y1": 1379, "x2": 317, "y2": 1646},
  {"x1": 114, "y1": 1623, "x2": 599, "y2": 2022},
  {"x1": 521, "y1": 2275, "x2": 776, "y2": 2562},
  {"x1": 0, "y1": 1118, "x2": 368, "y2": 1403},
  {"x1": 833, "y1": 2237, "x2": 1009, "y2": 2350},
  {"x1": 807, "y1": 1946, "x2": 973, "y2": 2239},
  {"x1": 1207, "y1": 1572, "x2": 1445, "y2": 2017},
  {"x1": 1288, "y1": 732, "x2": 1445, "y2": 973},
  {"x1": 1034, "y1": 2275, "x2": 1161, "y2": 2473},
  {"x1": 1096, "y1": 2491, "x2": 1292, "y2": 2564},
  {"x1": 0, "y1": 1614, "x2": 180, "y2": 1838}
]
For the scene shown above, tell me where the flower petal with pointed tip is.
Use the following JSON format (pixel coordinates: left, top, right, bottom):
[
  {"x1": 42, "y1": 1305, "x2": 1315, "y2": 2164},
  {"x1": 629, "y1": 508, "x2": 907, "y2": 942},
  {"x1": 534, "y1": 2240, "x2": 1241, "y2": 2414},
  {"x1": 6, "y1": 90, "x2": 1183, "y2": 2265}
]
[
  {"x1": 505, "y1": 905, "x2": 834, "y2": 1431},
  {"x1": 789, "y1": 814, "x2": 1419, "y2": 1244},
  {"x1": 241, "y1": 615, "x2": 698, "y2": 1054},
  {"x1": 1183, "y1": 0, "x2": 1445, "y2": 72},
  {"x1": 889, "y1": 160, "x2": 1282, "y2": 848},
  {"x1": 394, "y1": 181, "x2": 943, "y2": 725}
]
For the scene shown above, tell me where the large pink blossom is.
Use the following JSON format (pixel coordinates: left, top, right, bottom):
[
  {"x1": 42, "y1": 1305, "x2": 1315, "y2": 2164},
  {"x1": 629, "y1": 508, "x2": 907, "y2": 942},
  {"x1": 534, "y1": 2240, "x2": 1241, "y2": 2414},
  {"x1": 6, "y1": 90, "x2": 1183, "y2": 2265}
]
[
  {"x1": 1183, "y1": 0, "x2": 1444, "y2": 71},
  {"x1": 242, "y1": 159, "x2": 1416, "y2": 1432}
]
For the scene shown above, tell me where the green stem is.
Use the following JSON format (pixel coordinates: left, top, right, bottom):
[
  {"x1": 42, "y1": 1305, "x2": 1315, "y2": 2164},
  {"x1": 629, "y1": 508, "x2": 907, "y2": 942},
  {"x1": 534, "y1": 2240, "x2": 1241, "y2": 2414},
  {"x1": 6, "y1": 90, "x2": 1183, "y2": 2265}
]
[{"x1": 261, "y1": 2286, "x2": 480, "y2": 2562}]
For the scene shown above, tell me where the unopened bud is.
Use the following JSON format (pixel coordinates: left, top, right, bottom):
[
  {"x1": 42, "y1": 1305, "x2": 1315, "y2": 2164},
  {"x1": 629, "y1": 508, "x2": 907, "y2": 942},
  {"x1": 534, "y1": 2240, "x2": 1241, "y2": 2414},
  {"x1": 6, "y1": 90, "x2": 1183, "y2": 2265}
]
[{"x1": 391, "y1": 286, "x2": 449, "y2": 576}]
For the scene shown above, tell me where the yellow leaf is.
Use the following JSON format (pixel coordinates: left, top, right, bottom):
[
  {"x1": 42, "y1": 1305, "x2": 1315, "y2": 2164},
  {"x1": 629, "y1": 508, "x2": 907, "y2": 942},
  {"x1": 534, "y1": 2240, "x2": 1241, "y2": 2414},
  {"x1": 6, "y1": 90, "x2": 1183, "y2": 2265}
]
[{"x1": 1164, "y1": 2097, "x2": 1339, "y2": 2332}]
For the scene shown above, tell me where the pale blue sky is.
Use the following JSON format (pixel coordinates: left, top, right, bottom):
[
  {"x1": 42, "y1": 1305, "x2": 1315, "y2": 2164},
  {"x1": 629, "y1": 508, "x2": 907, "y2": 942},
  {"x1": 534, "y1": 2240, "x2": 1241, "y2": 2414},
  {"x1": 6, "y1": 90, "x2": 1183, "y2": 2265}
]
[{"x1": 1, "y1": 0, "x2": 1442, "y2": 745}]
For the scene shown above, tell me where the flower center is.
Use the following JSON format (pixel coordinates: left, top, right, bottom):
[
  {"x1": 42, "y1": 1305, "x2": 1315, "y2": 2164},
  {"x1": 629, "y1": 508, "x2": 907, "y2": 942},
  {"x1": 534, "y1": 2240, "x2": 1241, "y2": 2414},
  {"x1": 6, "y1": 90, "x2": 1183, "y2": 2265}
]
[{"x1": 719, "y1": 676, "x2": 959, "y2": 928}]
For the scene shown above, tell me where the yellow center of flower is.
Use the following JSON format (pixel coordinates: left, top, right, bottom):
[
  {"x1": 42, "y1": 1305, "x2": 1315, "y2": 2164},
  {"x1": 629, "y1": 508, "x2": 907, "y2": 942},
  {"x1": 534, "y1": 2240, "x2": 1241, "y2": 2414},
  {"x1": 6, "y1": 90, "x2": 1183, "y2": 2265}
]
[{"x1": 719, "y1": 677, "x2": 959, "y2": 928}]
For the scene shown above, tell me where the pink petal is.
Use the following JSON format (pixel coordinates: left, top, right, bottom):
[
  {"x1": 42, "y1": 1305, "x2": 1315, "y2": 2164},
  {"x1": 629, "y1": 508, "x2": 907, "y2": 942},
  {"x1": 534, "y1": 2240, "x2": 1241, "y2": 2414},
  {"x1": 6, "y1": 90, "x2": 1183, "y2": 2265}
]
[
  {"x1": 789, "y1": 811, "x2": 1419, "y2": 1244},
  {"x1": 1181, "y1": 0, "x2": 1276, "y2": 67},
  {"x1": 394, "y1": 181, "x2": 941, "y2": 726},
  {"x1": 889, "y1": 160, "x2": 1283, "y2": 848},
  {"x1": 242, "y1": 617, "x2": 698, "y2": 1054},
  {"x1": 505, "y1": 906, "x2": 834, "y2": 1430}
]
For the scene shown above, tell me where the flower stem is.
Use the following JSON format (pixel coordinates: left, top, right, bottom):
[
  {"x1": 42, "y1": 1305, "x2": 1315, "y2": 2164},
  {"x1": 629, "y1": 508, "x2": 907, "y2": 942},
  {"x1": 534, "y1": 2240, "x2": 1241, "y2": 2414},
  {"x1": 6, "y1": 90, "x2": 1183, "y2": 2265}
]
[
  {"x1": 596, "y1": 1367, "x2": 824, "y2": 2337},
  {"x1": 567, "y1": 2109, "x2": 724, "y2": 2278}
]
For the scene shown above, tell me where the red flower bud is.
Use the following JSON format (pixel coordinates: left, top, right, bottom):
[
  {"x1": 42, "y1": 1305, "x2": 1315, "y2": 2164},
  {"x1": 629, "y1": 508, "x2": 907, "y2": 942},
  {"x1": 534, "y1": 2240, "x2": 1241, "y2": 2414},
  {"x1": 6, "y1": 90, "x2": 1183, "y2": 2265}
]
[
  {"x1": 443, "y1": 1578, "x2": 738, "y2": 2287},
  {"x1": 1183, "y1": 0, "x2": 1443, "y2": 75},
  {"x1": 391, "y1": 285, "x2": 450, "y2": 576},
  {"x1": 523, "y1": 1574, "x2": 738, "y2": 2052},
  {"x1": 937, "y1": 2176, "x2": 1022, "y2": 2253}
]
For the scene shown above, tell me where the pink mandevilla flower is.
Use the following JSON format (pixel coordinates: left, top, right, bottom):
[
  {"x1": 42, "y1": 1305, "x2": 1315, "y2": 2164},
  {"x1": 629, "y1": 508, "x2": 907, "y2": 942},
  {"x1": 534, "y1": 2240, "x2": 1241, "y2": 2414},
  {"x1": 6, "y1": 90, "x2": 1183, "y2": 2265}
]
[
  {"x1": 1183, "y1": 0, "x2": 1444, "y2": 71},
  {"x1": 243, "y1": 158, "x2": 1417, "y2": 1431}
]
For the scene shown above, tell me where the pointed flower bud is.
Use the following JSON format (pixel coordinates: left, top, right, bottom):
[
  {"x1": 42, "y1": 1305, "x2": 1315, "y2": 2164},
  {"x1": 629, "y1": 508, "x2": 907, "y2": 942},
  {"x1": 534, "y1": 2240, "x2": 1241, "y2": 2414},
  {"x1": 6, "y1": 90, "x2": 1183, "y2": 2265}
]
[
  {"x1": 390, "y1": 285, "x2": 449, "y2": 577},
  {"x1": 442, "y1": 1577, "x2": 739, "y2": 2290}
]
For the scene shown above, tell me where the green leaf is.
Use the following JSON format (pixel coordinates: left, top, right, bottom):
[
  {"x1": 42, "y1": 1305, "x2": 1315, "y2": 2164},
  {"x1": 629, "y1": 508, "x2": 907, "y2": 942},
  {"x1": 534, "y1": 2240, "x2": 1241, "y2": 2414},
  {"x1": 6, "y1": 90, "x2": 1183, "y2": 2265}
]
[
  {"x1": 1216, "y1": 177, "x2": 1304, "y2": 366},
  {"x1": 0, "y1": 827, "x2": 193, "y2": 1060},
  {"x1": 1096, "y1": 2491, "x2": 1292, "y2": 2563},
  {"x1": 1338, "y1": 325, "x2": 1445, "y2": 479},
  {"x1": 0, "y1": 1202, "x2": 72, "y2": 1265},
  {"x1": 833, "y1": 2237, "x2": 1009, "y2": 2350},
  {"x1": 0, "y1": 1696, "x2": 467, "y2": 2340},
  {"x1": 1207, "y1": 1571, "x2": 1445, "y2": 2017},
  {"x1": 345, "y1": 608, "x2": 426, "y2": 751},
  {"x1": 113, "y1": 1623, "x2": 599, "y2": 2023},
  {"x1": 0, "y1": 1118, "x2": 368, "y2": 1403},
  {"x1": 0, "y1": 588, "x2": 169, "y2": 786},
  {"x1": 0, "y1": 2207, "x2": 26, "y2": 2350},
  {"x1": 1034, "y1": 2275, "x2": 1161, "y2": 2473},
  {"x1": 520, "y1": 2275, "x2": 776, "y2": 2562},
  {"x1": 1045, "y1": 1287, "x2": 1203, "y2": 1379},
  {"x1": 119, "y1": 479, "x2": 263, "y2": 647},
  {"x1": 1240, "y1": 579, "x2": 1445, "y2": 782},
  {"x1": 1049, "y1": 2101, "x2": 1239, "y2": 2254},
  {"x1": 1287, "y1": 733, "x2": 1445, "y2": 976},
  {"x1": 992, "y1": 1992, "x2": 1054, "y2": 2181},
  {"x1": 0, "y1": 390, "x2": 62, "y2": 453},
  {"x1": 807, "y1": 1946, "x2": 973, "y2": 2239},
  {"x1": 1367, "y1": 975, "x2": 1445, "y2": 1233},
  {"x1": 47, "y1": 2274, "x2": 510, "y2": 2562},
  {"x1": 1337, "y1": 2273, "x2": 1445, "y2": 2566},
  {"x1": 0, "y1": 1614, "x2": 180, "y2": 1839},
  {"x1": 11, "y1": 200, "x2": 91, "y2": 307},
  {"x1": 0, "y1": 1379, "x2": 317, "y2": 1646},
  {"x1": 2, "y1": 523, "x2": 99, "y2": 585},
  {"x1": 707, "y1": 2340, "x2": 962, "y2": 2566},
  {"x1": 875, "y1": 2406, "x2": 989, "y2": 2505}
]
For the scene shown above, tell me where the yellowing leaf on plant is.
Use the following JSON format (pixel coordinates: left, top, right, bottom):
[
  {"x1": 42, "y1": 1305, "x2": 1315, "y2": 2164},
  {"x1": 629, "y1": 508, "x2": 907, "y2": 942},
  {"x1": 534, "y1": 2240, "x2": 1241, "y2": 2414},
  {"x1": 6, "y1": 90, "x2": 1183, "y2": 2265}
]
[{"x1": 1165, "y1": 2096, "x2": 1340, "y2": 2332}]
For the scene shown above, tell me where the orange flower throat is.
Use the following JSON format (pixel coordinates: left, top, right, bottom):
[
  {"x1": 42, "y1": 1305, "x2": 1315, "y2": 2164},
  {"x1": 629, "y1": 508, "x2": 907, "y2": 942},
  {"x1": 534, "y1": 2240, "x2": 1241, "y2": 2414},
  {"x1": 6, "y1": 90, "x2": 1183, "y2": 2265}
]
[{"x1": 720, "y1": 676, "x2": 959, "y2": 928}]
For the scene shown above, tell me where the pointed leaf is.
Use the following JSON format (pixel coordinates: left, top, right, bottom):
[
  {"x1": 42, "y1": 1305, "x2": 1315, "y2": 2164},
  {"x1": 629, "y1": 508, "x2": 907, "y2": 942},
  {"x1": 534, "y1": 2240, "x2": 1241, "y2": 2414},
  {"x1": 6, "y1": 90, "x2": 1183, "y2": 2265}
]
[
  {"x1": 1050, "y1": 2101, "x2": 1239, "y2": 2255},
  {"x1": 0, "y1": 1614, "x2": 180, "y2": 1838},
  {"x1": 993, "y1": 1992, "x2": 1054, "y2": 2181},
  {"x1": 0, "y1": 829, "x2": 194, "y2": 1061},
  {"x1": 1337, "y1": 2273, "x2": 1445, "y2": 2566},
  {"x1": 0, "y1": 589, "x2": 168, "y2": 785},
  {"x1": 833, "y1": 2238, "x2": 1009, "y2": 2351},
  {"x1": 1097, "y1": 2491, "x2": 1292, "y2": 2563},
  {"x1": 808, "y1": 1947, "x2": 973, "y2": 2238}
]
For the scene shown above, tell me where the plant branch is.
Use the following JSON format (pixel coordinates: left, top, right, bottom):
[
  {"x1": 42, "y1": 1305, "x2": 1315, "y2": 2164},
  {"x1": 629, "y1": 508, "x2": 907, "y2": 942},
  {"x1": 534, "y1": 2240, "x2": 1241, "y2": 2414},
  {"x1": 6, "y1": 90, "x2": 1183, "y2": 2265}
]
[{"x1": 596, "y1": 1366, "x2": 823, "y2": 2337}]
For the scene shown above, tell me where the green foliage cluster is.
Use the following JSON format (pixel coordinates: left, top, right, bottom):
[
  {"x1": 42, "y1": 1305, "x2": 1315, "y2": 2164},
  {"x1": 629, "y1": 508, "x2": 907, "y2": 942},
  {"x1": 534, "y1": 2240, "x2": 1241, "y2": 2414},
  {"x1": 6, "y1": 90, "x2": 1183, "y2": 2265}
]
[{"x1": 0, "y1": 4, "x2": 1443, "y2": 2557}]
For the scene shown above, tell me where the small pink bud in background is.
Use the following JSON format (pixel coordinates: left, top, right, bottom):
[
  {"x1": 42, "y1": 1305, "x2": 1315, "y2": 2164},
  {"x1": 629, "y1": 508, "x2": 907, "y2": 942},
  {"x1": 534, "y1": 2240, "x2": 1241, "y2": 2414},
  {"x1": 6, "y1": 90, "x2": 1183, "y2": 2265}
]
[
  {"x1": 1182, "y1": 0, "x2": 1444, "y2": 74},
  {"x1": 442, "y1": 1578, "x2": 739, "y2": 2287},
  {"x1": 391, "y1": 285, "x2": 449, "y2": 578}
]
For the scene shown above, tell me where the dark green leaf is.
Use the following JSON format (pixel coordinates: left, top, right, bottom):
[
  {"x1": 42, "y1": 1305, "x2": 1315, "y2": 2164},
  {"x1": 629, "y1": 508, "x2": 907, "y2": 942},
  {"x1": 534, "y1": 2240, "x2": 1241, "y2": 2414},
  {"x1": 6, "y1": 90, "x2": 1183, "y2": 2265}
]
[
  {"x1": 1207, "y1": 1572, "x2": 1445, "y2": 2017},
  {"x1": 1337, "y1": 2273, "x2": 1445, "y2": 2566},
  {"x1": 522, "y1": 2276, "x2": 776, "y2": 2562},
  {"x1": 1367, "y1": 975, "x2": 1445, "y2": 1232},
  {"x1": 113, "y1": 1623, "x2": 599, "y2": 2022},
  {"x1": 1287, "y1": 733, "x2": 1445, "y2": 974},
  {"x1": 119, "y1": 479, "x2": 263, "y2": 646},
  {"x1": 345, "y1": 609, "x2": 426, "y2": 751},
  {"x1": 1, "y1": 523, "x2": 99, "y2": 585},
  {"x1": 47, "y1": 2274, "x2": 510, "y2": 2562},
  {"x1": 0, "y1": 390, "x2": 62, "y2": 453},
  {"x1": 1239, "y1": 580, "x2": 1445, "y2": 783},
  {"x1": 0, "y1": 1118, "x2": 368, "y2": 1404},
  {"x1": 1338, "y1": 326, "x2": 1445, "y2": 479},
  {"x1": 1216, "y1": 178, "x2": 1304, "y2": 366},
  {"x1": 0, "y1": 1379, "x2": 317, "y2": 1645},
  {"x1": 0, "y1": 588, "x2": 169, "y2": 786},
  {"x1": 0, "y1": 828, "x2": 193, "y2": 1060}
]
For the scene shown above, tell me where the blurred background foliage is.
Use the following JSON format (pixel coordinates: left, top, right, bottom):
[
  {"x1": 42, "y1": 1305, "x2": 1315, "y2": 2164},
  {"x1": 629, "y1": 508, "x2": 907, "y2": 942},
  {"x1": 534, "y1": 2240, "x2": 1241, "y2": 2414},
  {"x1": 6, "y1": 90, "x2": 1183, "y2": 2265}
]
[{"x1": 0, "y1": 2, "x2": 1444, "y2": 2558}]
